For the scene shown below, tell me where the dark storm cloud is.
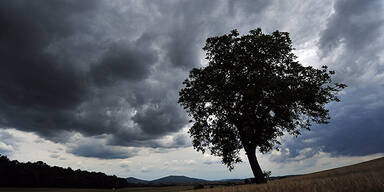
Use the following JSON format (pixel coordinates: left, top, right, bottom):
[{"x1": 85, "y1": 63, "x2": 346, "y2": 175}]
[
  {"x1": 69, "y1": 142, "x2": 137, "y2": 159},
  {"x1": 0, "y1": 0, "x2": 102, "y2": 139},
  {"x1": 0, "y1": 0, "x2": 175, "y2": 153},
  {"x1": 5, "y1": 0, "x2": 381, "y2": 162},
  {"x1": 319, "y1": 0, "x2": 383, "y2": 55},
  {"x1": 155, "y1": 0, "x2": 272, "y2": 68},
  {"x1": 157, "y1": 0, "x2": 219, "y2": 69},
  {"x1": 132, "y1": 103, "x2": 185, "y2": 135},
  {"x1": 271, "y1": 0, "x2": 384, "y2": 162},
  {"x1": 272, "y1": 98, "x2": 384, "y2": 162},
  {"x1": 2, "y1": 0, "x2": 261, "y2": 158},
  {"x1": 318, "y1": 0, "x2": 384, "y2": 84},
  {"x1": 172, "y1": 134, "x2": 191, "y2": 147},
  {"x1": 301, "y1": 86, "x2": 384, "y2": 157},
  {"x1": 0, "y1": 0, "x2": 94, "y2": 110},
  {"x1": 91, "y1": 41, "x2": 158, "y2": 86},
  {"x1": 316, "y1": 0, "x2": 384, "y2": 156},
  {"x1": 227, "y1": 0, "x2": 271, "y2": 17}
]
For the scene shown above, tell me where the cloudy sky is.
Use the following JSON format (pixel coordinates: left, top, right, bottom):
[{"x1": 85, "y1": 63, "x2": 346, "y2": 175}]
[{"x1": 0, "y1": 0, "x2": 383, "y2": 180}]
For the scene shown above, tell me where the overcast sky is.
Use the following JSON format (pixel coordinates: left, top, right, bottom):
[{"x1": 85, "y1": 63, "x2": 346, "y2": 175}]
[{"x1": 0, "y1": 0, "x2": 383, "y2": 180}]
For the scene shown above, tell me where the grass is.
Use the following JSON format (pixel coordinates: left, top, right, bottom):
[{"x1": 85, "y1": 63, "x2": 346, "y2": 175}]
[
  {"x1": 190, "y1": 157, "x2": 384, "y2": 192},
  {"x1": 1, "y1": 157, "x2": 383, "y2": 192}
]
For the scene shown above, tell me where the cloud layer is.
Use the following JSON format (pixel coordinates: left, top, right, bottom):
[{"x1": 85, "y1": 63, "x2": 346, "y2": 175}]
[{"x1": 0, "y1": 0, "x2": 383, "y2": 161}]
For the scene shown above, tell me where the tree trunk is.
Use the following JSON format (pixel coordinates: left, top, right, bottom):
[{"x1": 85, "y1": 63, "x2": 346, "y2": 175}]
[
  {"x1": 245, "y1": 146, "x2": 266, "y2": 184},
  {"x1": 236, "y1": 123, "x2": 266, "y2": 184}
]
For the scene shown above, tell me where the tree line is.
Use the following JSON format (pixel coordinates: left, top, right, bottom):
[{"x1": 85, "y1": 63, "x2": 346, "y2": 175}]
[{"x1": 0, "y1": 154, "x2": 128, "y2": 188}]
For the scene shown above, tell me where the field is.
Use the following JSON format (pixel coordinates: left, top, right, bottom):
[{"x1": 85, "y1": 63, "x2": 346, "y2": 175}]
[
  {"x1": 1, "y1": 157, "x2": 383, "y2": 192},
  {"x1": 192, "y1": 157, "x2": 384, "y2": 192}
]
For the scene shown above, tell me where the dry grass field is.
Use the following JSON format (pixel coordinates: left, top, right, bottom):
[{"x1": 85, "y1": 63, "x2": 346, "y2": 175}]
[{"x1": 191, "y1": 157, "x2": 384, "y2": 192}]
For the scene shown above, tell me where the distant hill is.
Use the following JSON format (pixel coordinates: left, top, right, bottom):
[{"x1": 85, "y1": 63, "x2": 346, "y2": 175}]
[
  {"x1": 126, "y1": 174, "x2": 303, "y2": 186},
  {"x1": 126, "y1": 175, "x2": 208, "y2": 185},
  {"x1": 126, "y1": 177, "x2": 150, "y2": 184},
  {"x1": 151, "y1": 175, "x2": 208, "y2": 184},
  {"x1": 125, "y1": 175, "x2": 300, "y2": 185}
]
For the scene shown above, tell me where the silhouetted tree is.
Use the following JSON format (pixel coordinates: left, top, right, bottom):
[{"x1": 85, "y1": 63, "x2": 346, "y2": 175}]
[{"x1": 178, "y1": 28, "x2": 346, "y2": 183}]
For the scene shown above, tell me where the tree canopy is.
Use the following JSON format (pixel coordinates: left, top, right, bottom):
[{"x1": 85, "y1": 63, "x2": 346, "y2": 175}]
[{"x1": 178, "y1": 28, "x2": 346, "y2": 182}]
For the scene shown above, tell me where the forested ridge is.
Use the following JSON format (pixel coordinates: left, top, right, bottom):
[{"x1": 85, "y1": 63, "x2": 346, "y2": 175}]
[{"x1": 0, "y1": 154, "x2": 128, "y2": 188}]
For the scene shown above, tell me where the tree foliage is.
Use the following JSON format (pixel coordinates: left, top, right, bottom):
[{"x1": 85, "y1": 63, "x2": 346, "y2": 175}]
[{"x1": 178, "y1": 28, "x2": 346, "y2": 170}]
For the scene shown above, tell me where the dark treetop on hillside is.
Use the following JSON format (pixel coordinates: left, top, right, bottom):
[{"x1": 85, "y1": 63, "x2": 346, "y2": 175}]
[
  {"x1": 178, "y1": 28, "x2": 346, "y2": 183},
  {"x1": 0, "y1": 154, "x2": 128, "y2": 188}
]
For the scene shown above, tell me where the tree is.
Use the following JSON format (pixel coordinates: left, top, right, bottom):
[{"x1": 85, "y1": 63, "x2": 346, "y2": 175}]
[{"x1": 178, "y1": 28, "x2": 346, "y2": 183}]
